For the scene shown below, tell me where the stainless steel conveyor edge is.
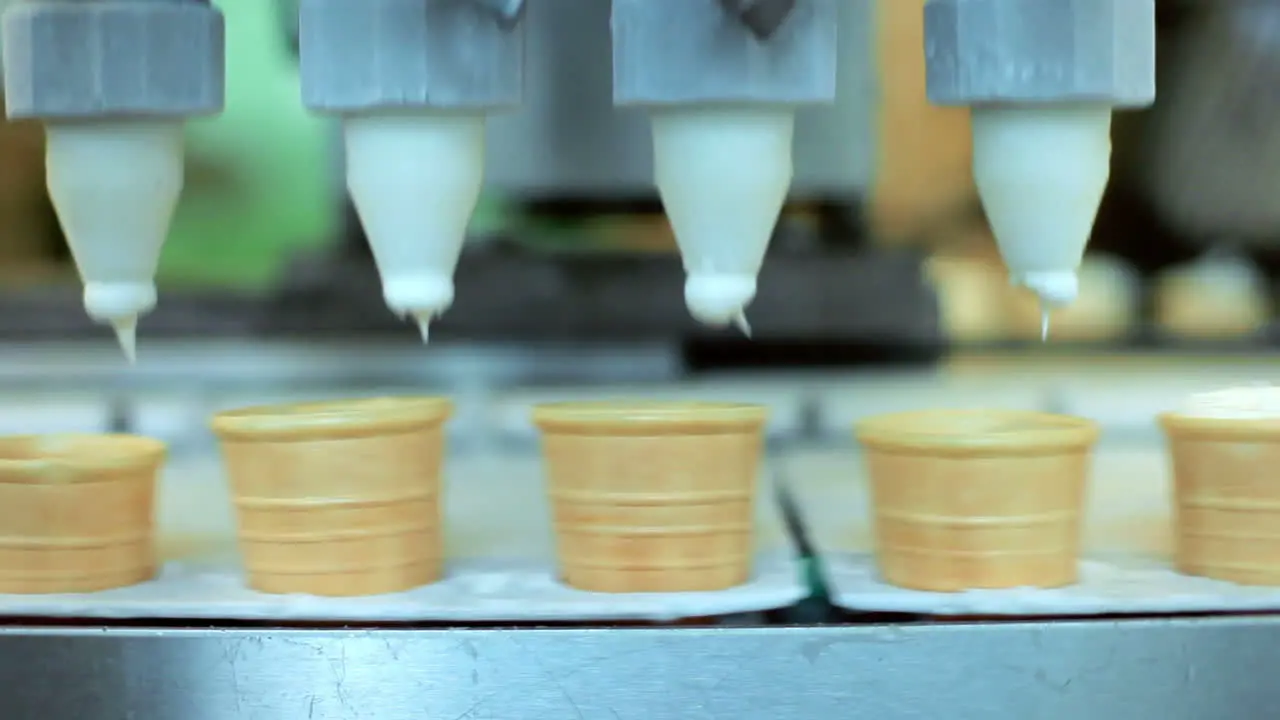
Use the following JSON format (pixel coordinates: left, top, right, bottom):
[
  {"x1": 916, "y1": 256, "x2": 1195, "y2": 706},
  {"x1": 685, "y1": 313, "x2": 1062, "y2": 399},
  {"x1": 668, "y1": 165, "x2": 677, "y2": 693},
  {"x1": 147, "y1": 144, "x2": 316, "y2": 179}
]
[{"x1": 0, "y1": 618, "x2": 1275, "y2": 719}]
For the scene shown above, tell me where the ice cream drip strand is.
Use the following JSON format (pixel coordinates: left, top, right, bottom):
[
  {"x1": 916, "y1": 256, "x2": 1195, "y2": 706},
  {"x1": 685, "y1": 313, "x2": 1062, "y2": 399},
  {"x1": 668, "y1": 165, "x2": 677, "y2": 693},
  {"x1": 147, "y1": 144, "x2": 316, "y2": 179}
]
[{"x1": 113, "y1": 319, "x2": 138, "y2": 364}]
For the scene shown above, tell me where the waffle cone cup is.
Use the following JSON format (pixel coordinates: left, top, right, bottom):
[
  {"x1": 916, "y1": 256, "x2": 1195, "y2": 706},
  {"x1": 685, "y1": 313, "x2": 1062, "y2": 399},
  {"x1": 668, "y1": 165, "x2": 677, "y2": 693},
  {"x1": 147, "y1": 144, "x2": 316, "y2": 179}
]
[
  {"x1": 0, "y1": 433, "x2": 165, "y2": 594},
  {"x1": 533, "y1": 401, "x2": 767, "y2": 593},
  {"x1": 1160, "y1": 412, "x2": 1280, "y2": 585},
  {"x1": 856, "y1": 410, "x2": 1098, "y2": 592},
  {"x1": 211, "y1": 396, "x2": 452, "y2": 597}
]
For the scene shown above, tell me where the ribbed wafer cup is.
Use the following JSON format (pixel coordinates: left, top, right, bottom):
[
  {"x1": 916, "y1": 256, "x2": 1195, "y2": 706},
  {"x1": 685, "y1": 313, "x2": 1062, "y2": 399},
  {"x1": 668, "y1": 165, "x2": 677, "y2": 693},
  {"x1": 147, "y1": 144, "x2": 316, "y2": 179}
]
[
  {"x1": 211, "y1": 396, "x2": 452, "y2": 596},
  {"x1": 856, "y1": 409, "x2": 1098, "y2": 592},
  {"x1": 1160, "y1": 412, "x2": 1280, "y2": 585},
  {"x1": 0, "y1": 433, "x2": 165, "y2": 593},
  {"x1": 533, "y1": 401, "x2": 767, "y2": 593}
]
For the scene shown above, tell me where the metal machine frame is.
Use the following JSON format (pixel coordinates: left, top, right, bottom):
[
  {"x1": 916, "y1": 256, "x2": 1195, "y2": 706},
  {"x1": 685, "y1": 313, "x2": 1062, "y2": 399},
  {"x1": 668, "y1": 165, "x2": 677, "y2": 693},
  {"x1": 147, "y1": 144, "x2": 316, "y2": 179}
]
[{"x1": 2, "y1": 617, "x2": 1277, "y2": 718}]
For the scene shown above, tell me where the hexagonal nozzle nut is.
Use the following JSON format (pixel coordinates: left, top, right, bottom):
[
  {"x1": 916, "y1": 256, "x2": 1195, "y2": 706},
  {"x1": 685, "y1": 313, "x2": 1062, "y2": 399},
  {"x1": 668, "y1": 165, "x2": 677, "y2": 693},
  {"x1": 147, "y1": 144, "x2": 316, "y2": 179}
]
[
  {"x1": 2, "y1": 0, "x2": 225, "y2": 120},
  {"x1": 925, "y1": 0, "x2": 1156, "y2": 107},
  {"x1": 611, "y1": 0, "x2": 837, "y2": 106},
  {"x1": 299, "y1": 0, "x2": 523, "y2": 113}
]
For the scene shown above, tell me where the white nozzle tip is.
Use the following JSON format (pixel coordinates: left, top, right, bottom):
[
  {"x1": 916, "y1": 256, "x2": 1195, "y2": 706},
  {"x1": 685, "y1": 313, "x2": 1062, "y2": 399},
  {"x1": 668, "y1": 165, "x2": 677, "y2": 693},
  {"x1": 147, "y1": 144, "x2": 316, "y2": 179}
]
[
  {"x1": 685, "y1": 274, "x2": 757, "y2": 327},
  {"x1": 82, "y1": 282, "x2": 152, "y2": 362},
  {"x1": 112, "y1": 318, "x2": 138, "y2": 364},
  {"x1": 733, "y1": 313, "x2": 753, "y2": 339},
  {"x1": 83, "y1": 282, "x2": 157, "y2": 323},
  {"x1": 1015, "y1": 271, "x2": 1079, "y2": 309},
  {"x1": 415, "y1": 316, "x2": 432, "y2": 345},
  {"x1": 382, "y1": 275, "x2": 455, "y2": 323}
]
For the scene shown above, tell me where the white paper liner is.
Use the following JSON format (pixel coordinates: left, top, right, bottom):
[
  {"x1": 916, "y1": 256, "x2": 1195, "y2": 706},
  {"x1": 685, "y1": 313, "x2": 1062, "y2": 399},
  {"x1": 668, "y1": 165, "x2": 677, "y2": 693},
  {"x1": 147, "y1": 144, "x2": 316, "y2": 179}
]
[
  {"x1": 0, "y1": 456, "x2": 803, "y2": 622},
  {"x1": 813, "y1": 552, "x2": 1280, "y2": 616},
  {"x1": 784, "y1": 446, "x2": 1280, "y2": 616}
]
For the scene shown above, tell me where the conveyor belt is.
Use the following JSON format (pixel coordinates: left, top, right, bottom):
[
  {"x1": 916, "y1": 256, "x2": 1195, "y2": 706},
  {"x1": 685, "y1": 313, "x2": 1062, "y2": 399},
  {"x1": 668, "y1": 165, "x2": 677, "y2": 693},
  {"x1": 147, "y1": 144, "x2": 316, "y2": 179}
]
[{"x1": 0, "y1": 346, "x2": 1274, "y2": 717}]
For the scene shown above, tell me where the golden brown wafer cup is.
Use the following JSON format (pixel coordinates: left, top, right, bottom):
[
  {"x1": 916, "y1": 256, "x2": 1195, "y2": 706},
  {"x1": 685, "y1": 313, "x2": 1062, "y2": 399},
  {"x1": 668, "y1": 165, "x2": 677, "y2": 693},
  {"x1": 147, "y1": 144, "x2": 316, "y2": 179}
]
[
  {"x1": 0, "y1": 433, "x2": 165, "y2": 593},
  {"x1": 533, "y1": 401, "x2": 767, "y2": 593},
  {"x1": 856, "y1": 409, "x2": 1098, "y2": 592},
  {"x1": 1160, "y1": 412, "x2": 1280, "y2": 585},
  {"x1": 212, "y1": 396, "x2": 452, "y2": 596}
]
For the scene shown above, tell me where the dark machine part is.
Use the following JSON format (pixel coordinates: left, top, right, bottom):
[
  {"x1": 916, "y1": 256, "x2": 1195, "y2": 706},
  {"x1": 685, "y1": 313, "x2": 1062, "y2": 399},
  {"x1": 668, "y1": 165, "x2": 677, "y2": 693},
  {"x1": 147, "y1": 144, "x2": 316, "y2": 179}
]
[
  {"x1": 1100, "y1": 0, "x2": 1280, "y2": 277},
  {"x1": 718, "y1": 0, "x2": 799, "y2": 40}
]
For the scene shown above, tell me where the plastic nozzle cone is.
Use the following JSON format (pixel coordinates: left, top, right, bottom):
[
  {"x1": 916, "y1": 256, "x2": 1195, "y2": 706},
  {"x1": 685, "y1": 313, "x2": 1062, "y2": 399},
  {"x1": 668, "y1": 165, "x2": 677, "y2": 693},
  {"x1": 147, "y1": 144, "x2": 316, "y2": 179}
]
[
  {"x1": 652, "y1": 105, "x2": 795, "y2": 326},
  {"x1": 972, "y1": 104, "x2": 1112, "y2": 310},
  {"x1": 345, "y1": 112, "x2": 485, "y2": 332},
  {"x1": 46, "y1": 120, "x2": 184, "y2": 341}
]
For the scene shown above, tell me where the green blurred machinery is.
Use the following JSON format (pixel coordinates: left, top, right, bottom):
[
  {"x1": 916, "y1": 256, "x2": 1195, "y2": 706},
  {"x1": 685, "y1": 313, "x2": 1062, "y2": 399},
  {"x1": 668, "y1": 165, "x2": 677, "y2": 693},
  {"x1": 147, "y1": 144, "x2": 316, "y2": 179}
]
[{"x1": 160, "y1": 0, "x2": 331, "y2": 290}]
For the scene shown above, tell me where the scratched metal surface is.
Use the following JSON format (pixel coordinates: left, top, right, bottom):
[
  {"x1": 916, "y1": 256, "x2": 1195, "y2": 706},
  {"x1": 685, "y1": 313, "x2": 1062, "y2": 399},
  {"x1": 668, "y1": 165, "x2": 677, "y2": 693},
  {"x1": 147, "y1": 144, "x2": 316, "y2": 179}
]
[{"x1": 1, "y1": 619, "x2": 1279, "y2": 718}]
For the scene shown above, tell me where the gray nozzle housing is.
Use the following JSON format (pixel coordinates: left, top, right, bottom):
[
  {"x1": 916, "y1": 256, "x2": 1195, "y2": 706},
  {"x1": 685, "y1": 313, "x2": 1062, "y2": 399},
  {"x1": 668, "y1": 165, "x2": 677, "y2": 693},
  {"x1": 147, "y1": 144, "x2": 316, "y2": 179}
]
[
  {"x1": 2, "y1": 0, "x2": 225, "y2": 120},
  {"x1": 299, "y1": 0, "x2": 524, "y2": 113},
  {"x1": 612, "y1": 0, "x2": 837, "y2": 106},
  {"x1": 924, "y1": 0, "x2": 1156, "y2": 108}
]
